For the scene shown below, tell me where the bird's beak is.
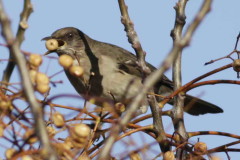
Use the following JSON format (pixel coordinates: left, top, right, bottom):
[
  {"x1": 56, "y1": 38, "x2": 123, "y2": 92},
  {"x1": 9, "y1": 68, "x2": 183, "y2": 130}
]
[
  {"x1": 43, "y1": 50, "x2": 53, "y2": 55},
  {"x1": 41, "y1": 36, "x2": 52, "y2": 41},
  {"x1": 42, "y1": 36, "x2": 66, "y2": 55}
]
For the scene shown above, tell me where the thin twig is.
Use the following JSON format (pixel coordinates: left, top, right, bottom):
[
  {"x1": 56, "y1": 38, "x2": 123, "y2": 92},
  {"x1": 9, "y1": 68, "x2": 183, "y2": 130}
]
[
  {"x1": 188, "y1": 131, "x2": 240, "y2": 139},
  {"x1": 204, "y1": 32, "x2": 240, "y2": 66},
  {"x1": 207, "y1": 140, "x2": 240, "y2": 154},
  {"x1": 187, "y1": 79, "x2": 240, "y2": 91},
  {"x1": 205, "y1": 50, "x2": 236, "y2": 65},
  {"x1": 160, "y1": 63, "x2": 232, "y2": 106}
]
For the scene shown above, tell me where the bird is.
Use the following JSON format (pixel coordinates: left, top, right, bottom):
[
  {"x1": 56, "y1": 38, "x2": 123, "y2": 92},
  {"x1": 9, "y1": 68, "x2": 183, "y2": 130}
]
[{"x1": 42, "y1": 27, "x2": 223, "y2": 116}]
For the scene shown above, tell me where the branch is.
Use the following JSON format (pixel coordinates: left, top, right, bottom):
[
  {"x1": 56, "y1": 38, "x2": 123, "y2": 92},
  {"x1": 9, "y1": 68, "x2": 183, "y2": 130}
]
[
  {"x1": 160, "y1": 63, "x2": 232, "y2": 106},
  {"x1": 118, "y1": 0, "x2": 169, "y2": 152},
  {"x1": 0, "y1": 1, "x2": 57, "y2": 159},
  {"x1": 99, "y1": 0, "x2": 212, "y2": 159},
  {"x1": 187, "y1": 79, "x2": 240, "y2": 91},
  {"x1": 180, "y1": 0, "x2": 212, "y2": 46},
  {"x1": 118, "y1": 0, "x2": 148, "y2": 73},
  {"x1": 98, "y1": 1, "x2": 169, "y2": 159},
  {"x1": 1, "y1": 0, "x2": 33, "y2": 93},
  {"x1": 170, "y1": 1, "x2": 212, "y2": 159},
  {"x1": 188, "y1": 131, "x2": 240, "y2": 139},
  {"x1": 170, "y1": 0, "x2": 189, "y2": 159},
  {"x1": 208, "y1": 140, "x2": 240, "y2": 154}
]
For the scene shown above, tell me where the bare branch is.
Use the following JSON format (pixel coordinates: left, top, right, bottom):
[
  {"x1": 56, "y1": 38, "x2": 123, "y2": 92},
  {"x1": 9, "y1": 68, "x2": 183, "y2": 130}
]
[
  {"x1": 180, "y1": 0, "x2": 212, "y2": 46},
  {"x1": 99, "y1": 0, "x2": 213, "y2": 159},
  {"x1": 208, "y1": 140, "x2": 240, "y2": 154},
  {"x1": 118, "y1": 0, "x2": 169, "y2": 152},
  {"x1": 187, "y1": 79, "x2": 240, "y2": 91},
  {"x1": 1, "y1": 0, "x2": 33, "y2": 93},
  {"x1": 0, "y1": 1, "x2": 57, "y2": 159},
  {"x1": 118, "y1": 0, "x2": 148, "y2": 73},
  {"x1": 160, "y1": 63, "x2": 232, "y2": 106},
  {"x1": 98, "y1": 1, "x2": 169, "y2": 159},
  {"x1": 171, "y1": 0, "x2": 189, "y2": 158}
]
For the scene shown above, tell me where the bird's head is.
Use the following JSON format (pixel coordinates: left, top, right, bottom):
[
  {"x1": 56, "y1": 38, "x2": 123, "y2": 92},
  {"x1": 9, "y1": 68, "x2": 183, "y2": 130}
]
[{"x1": 42, "y1": 27, "x2": 88, "y2": 56}]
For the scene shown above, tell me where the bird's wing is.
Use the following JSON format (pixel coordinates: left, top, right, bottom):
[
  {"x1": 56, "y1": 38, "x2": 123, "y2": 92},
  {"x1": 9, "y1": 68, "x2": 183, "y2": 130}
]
[{"x1": 95, "y1": 41, "x2": 174, "y2": 89}]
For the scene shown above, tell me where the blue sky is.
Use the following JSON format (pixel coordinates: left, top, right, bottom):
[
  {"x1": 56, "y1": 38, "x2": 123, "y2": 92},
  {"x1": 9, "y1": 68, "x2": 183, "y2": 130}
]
[{"x1": 1, "y1": 0, "x2": 240, "y2": 159}]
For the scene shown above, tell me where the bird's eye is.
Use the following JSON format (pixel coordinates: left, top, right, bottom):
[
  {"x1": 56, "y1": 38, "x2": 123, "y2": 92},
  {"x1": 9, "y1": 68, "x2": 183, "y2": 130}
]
[{"x1": 66, "y1": 33, "x2": 73, "y2": 40}]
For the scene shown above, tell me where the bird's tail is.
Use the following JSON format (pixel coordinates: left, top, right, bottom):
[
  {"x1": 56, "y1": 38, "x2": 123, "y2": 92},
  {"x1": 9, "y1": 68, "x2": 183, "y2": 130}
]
[{"x1": 183, "y1": 95, "x2": 223, "y2": 116}]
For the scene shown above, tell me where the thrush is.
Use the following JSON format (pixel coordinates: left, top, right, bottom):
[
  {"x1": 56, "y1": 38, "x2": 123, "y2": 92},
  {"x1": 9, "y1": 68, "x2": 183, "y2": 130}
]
[{"x1": 42, "y1": 27, "x2": 223, "y2": 116}]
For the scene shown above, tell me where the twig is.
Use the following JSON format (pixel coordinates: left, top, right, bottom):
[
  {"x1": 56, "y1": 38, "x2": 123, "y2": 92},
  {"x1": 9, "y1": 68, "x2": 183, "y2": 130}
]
[
  {"x1": 0, "y1": 1, "x2": 57, "y2": 159},
  {"x1": 187, "y1": 79, "x2": 240, "y2": 91},
  {"x1": 208, "y1": 140, "x2": 240, "y2": 153},
  {"x1": 204, "y1": 32, "x2": 240, "y2": 68},
  {"x1": 205, "y1": 50, "x2": 236, "y2": 65},
  {"x1": 130, "y1": 110, "x2": 172, "y2": 124},
  {"x1": 160, "y1": 63, "x2": 232, "y2": 106},
  {"x1": 234, "y1": 32, "x2": 240, "y2": 51},
  {"x1": 188, "y1": 131, "x2": 240, "y2": 139}
]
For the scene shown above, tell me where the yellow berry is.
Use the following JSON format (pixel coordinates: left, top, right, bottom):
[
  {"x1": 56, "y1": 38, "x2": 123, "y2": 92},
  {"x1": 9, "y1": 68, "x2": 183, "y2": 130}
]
[
  {"x1": 130, "y1": 152, "x2": 141, "y2": 160},
  {"x1": 5, "y1": 148, "x2": 17, "y2": 159},
  {"x1": 194, "y1": 142, "x2": 207, "y2": 154},
  {"x1": 70, "y1": 124, "x2": 90, "y2": 143},
  {"x1": 53, "y1": 112, "x2": 65, "y2": 128},
  {"x1": 46, "y1": 126, "x2": 56, "y2": 138},
  {"x1": 115, "y1": 102, "x2": 126, "y2": 113},
  {"x1": 64, "y1": 137, "x2": 74, "y2": 149},
  {"x1": 0, "y1": 125, "x2": 4, "y2": 137},
  {"x1": 163, "y1": 151, "x2": 175, "y2": 160},
  {"x1": 24, "y1": 129, "x2": 38, "y2": 144},
  {"x1": 22, "y1": 155, "x2": 33, "y2": 160},
  {"x1": 73, "y1": 123, "x2": 90, "y2": 138},
  {"x1": 69, "y1": 66, "x2": 84, "y2": 77},
  {"x1": 77, "y1": 154, "x2": 91, "y2": 160},
  {"x1": 233, "y1": 59, "x2": 240, "y2": 72},
  {"x1": 59, "y1": 54, "x2": 73, "y2": 69},
  {"x1": 0, "y1": 100, "x2": 11, "y2": 109},
  {"x1": 45, "y1": 39, "x2": 59, "y2": 51},
  {"x1": 210, "y1": 156, "x2": 222, "y2": 160},
  {"x1": 36, "y1": 84, "x2": 50, "y2": 94},
  {"x1": 29, "y1": 54, "x2": 42, "y2": 67},
  {"x1": 53, "y1": 142, "x2": 70, "y2": 156},
  {"x1": 36, "y1": 72, "x2": 49, "y2": 85}
]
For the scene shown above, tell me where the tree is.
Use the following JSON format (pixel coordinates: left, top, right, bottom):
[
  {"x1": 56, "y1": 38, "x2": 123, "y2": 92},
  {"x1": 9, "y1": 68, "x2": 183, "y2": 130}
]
[{"x1": 0, "y1": 0, "x2": 239, "y2": 159}]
